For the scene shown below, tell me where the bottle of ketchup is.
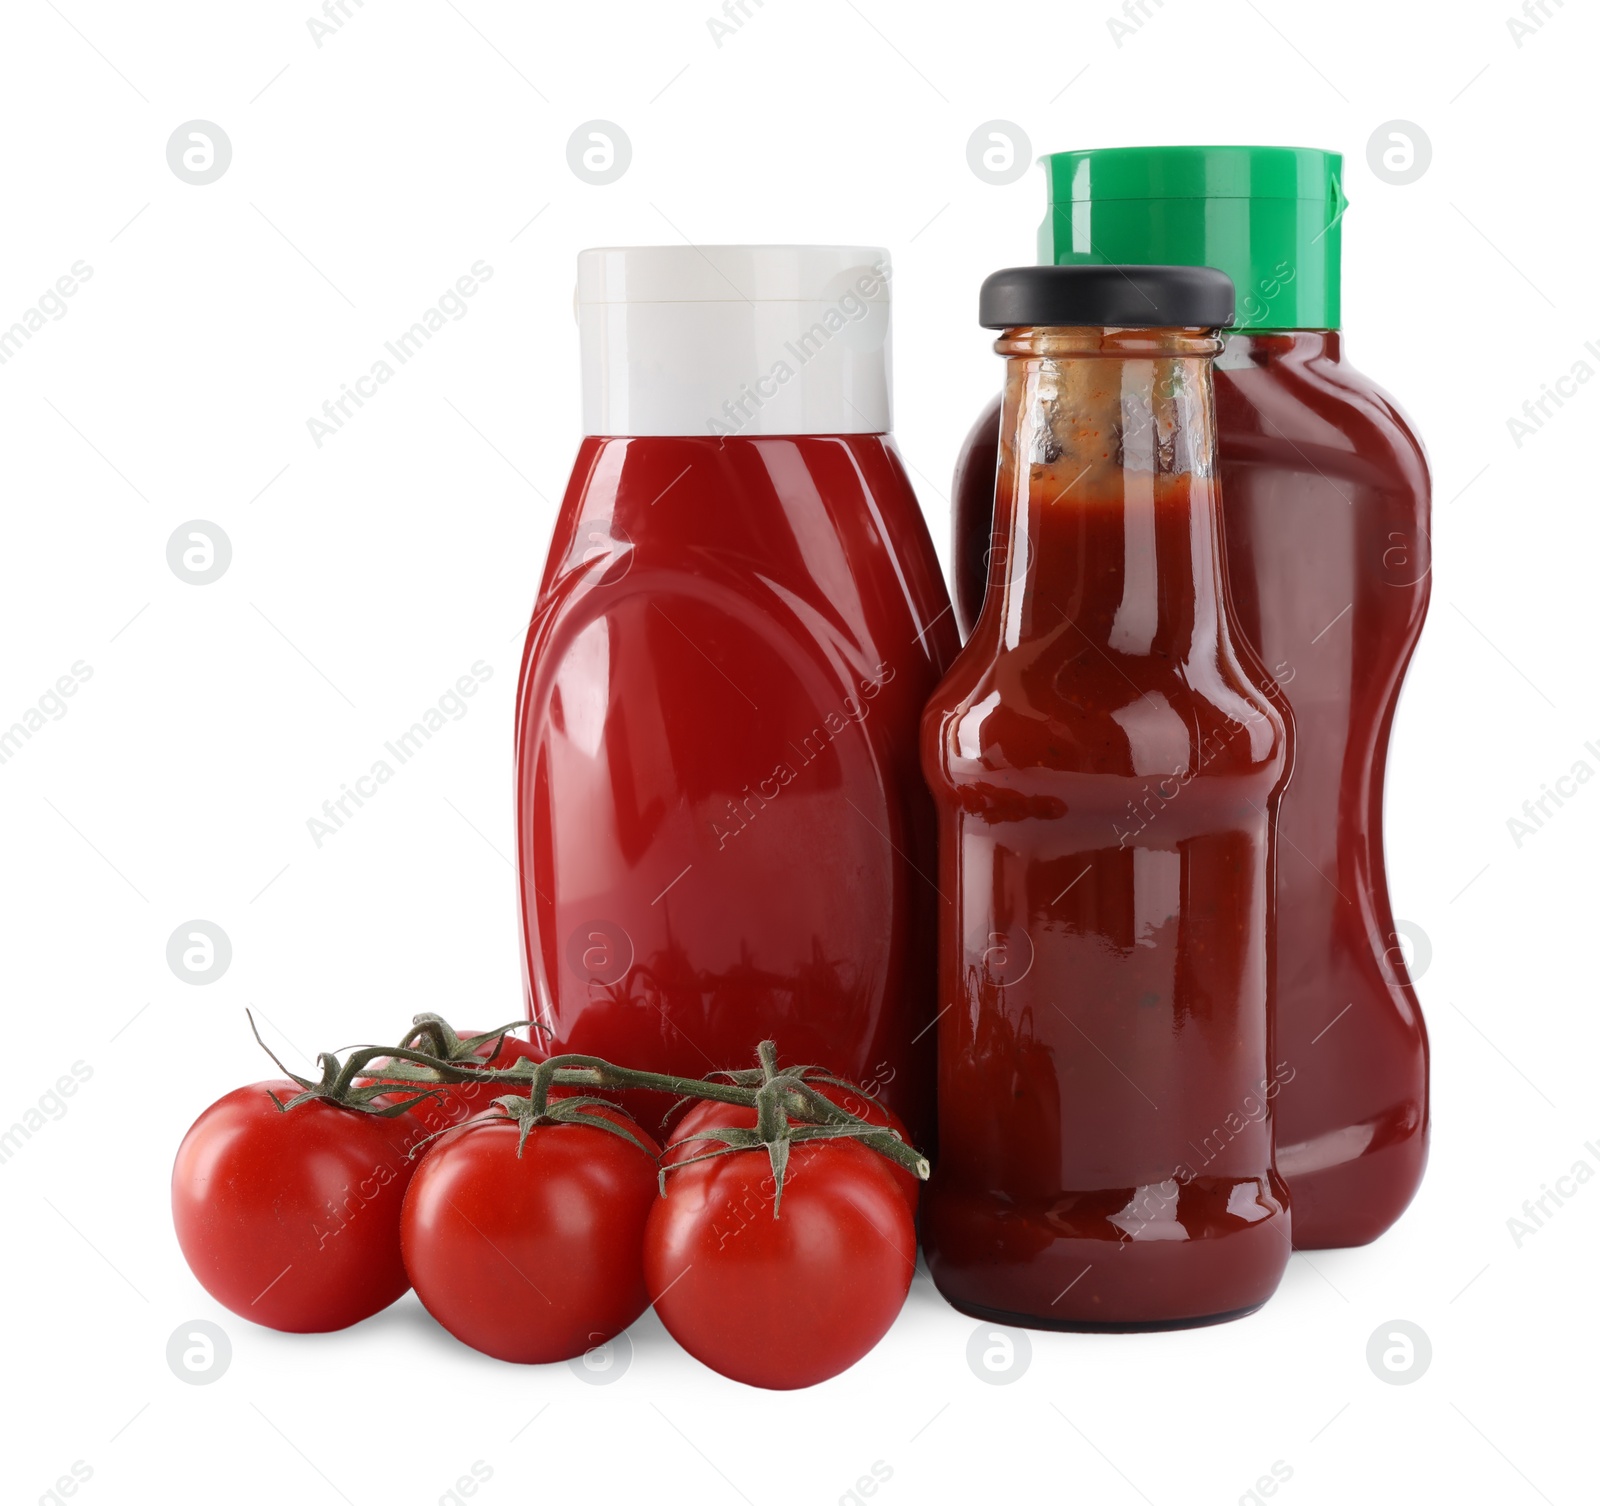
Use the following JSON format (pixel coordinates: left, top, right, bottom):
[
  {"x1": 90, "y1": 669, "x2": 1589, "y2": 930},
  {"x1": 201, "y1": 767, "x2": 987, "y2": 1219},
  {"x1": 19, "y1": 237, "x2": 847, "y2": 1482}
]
[
  {"x1": 923, "y1": 266, "x2": 1293, "y2": 1329},
  {"x1": 950, "y1": 148, "x2": 1431, "y2": 1249},
  {"x1": 515, "y1": 246, "x2": 956, "y2": 1141}
]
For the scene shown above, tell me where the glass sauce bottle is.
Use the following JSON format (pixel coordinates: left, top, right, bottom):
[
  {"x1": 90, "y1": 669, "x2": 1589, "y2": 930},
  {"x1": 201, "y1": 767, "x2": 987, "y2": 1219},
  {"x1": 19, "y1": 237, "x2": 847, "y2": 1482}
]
[{"x1": 923, "y1": 266, "x2": 1293, "y2": 1329}]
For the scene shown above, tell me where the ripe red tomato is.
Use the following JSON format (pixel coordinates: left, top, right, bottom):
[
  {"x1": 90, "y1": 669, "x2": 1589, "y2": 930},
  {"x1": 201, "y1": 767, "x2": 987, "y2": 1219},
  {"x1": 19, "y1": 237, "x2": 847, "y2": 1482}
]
[
  {"x1": 644, "y1": 1138, "x2": 916, "y2": 1389},
  {"x1": 665, "y1": 1082, "x2": 920, "y2": 1216},
  {"x1": 171, "y1": 1081, "x2": 417, "y2": 1333},
  {"x1": 401, "y1": 1106, "x2": 660, "y2": 1364}
]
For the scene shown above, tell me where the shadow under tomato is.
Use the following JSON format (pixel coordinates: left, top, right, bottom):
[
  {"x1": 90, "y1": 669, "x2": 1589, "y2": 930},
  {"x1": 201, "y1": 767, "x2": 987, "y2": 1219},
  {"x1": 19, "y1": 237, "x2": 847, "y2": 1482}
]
[{"x1": 348, "y1": 1291, "x2": 477, "y2": 1356}]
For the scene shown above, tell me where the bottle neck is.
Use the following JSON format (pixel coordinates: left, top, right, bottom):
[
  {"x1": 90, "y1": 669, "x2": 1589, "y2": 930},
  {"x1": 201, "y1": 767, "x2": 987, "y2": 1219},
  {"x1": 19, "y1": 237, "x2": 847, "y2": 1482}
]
[{"x1": 986, "y1": 327, "x2": 1228, "y2": 666}]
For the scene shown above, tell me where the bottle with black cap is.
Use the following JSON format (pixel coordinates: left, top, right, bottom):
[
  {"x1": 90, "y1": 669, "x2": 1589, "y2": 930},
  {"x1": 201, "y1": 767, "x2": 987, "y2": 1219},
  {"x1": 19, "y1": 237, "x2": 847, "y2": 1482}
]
[{"x1": 920, "y1": 266, "x2": 1295, "y2": 1330}]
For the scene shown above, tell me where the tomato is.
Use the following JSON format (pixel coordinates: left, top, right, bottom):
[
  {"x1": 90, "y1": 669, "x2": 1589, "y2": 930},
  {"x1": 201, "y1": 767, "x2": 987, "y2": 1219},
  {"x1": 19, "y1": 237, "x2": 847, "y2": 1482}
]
[
  {"x1": 401, "y1": 1105, "x2": 660, "y2": 1364},
  {"x1": 171, "y1": 1081, "x2": 416, "y2": 1333},
  {"x1": 644, "y1": 1138, "x2": 916, "y2": 1389},
  {"x1": 665, "y1": 1082, "x2": 920, "y2": 1217}
]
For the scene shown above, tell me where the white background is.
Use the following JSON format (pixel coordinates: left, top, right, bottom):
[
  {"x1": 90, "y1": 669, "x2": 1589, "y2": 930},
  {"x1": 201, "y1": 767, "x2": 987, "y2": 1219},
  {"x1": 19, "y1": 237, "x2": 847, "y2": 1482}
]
[{"x1": 2, "y1": 1, "x2": 1595, "y2": 1503}]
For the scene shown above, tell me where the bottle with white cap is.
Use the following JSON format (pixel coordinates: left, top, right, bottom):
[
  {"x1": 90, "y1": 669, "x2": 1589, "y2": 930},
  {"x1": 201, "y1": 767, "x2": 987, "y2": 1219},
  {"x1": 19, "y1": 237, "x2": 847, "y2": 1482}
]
[{"x1": 515, "y1": 245, "x2": 956, "y2": 1145}]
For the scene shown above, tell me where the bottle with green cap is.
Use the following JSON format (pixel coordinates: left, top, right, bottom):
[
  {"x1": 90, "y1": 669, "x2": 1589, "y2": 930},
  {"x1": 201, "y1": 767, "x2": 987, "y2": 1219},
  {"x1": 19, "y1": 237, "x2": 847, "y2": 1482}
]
[{"x1": 949, "y1": 145, "x2": 1431, "y2": 1251}]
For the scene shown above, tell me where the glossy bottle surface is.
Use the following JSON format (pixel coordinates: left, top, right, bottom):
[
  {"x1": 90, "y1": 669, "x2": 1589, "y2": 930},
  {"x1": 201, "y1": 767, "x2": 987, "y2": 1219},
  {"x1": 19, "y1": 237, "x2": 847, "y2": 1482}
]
[
  {"x1": 924, "y1": 329, "x2": 1292, "y2": 1329},
  {"x1": 951, "y1": 331, "x2": 1430, "y2": 1248},
  {"x1": 517, "y1": 435, "x2": 956, "y2": 1141}
]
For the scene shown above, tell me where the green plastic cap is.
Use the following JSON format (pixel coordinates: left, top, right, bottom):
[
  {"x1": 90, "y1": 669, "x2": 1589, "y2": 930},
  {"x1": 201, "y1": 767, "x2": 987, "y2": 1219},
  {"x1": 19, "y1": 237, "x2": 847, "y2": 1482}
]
[{"x1": 1037, "y1": 146, "x2": 1347, "y2": 331}]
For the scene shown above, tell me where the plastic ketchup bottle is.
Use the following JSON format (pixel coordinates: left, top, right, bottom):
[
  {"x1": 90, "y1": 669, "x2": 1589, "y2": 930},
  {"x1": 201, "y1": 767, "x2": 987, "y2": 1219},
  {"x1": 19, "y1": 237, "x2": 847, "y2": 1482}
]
[
  {"x1": 515, "y1": 245, "x2": 957, "y2": 1141},
  {"x1": 923, "y1": 266, "x2": 1293, "y2": 1329},
  {"x1": 950, "y1": 148, "x2": 1431, "y2": 1249}
]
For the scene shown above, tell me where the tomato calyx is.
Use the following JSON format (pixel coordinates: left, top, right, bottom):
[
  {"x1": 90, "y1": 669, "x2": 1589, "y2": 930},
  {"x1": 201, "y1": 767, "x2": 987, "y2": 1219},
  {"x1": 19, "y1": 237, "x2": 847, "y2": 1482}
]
[
  {"x1": 665, "y1": 1059, "x2": 880, "y2": 1124},
  {"x1": 399, "y1": 1091, "x2": 659, "y2": 1161},
  {"x1": 657, "y1": 1043, "x2": 928, "y2": 1216},
  {"x1": 478, "y1": 1092, "x2": 659, "y2": 1158},
  {"x1": 390, "y1": 1012, "x2": 544, "y2": 1070},
  {"x1": 356, "y1": 1014, "x2": 546, "y2": 1095},
  {"x1": 246, "y1": 1010, "x2": 542, "y2": 1119}
]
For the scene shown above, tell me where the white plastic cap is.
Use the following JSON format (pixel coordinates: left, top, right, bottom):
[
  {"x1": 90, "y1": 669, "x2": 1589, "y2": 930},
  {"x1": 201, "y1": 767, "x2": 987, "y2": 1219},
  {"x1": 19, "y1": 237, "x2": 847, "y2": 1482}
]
[{"x1": 576, "y1": 245, "x2": 893, "y2": 437}]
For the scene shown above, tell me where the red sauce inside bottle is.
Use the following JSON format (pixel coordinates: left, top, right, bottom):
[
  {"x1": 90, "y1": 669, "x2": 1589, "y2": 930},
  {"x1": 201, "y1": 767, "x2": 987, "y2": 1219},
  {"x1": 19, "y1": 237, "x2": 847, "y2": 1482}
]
[
  {"x1": 924, "y1": 328, "x2": 1292, "y2": 1328},
  {"x1": 517, "y1": 434, "x2": 956, "y2": 1138}
]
